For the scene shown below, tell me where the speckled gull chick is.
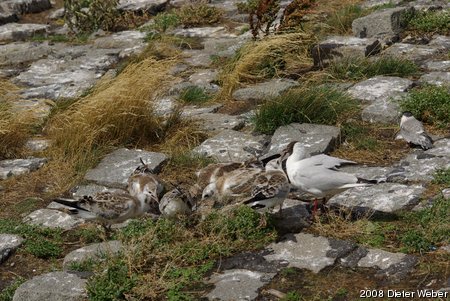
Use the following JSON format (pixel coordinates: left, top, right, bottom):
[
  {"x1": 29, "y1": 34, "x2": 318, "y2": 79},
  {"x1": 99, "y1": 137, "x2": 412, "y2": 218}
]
[
  {"x1": 159, "y1": 186, "x2": 196, "y2": 218},
  {"x1": 396, "y1": 111, "x2": 433, "y2": 150}
]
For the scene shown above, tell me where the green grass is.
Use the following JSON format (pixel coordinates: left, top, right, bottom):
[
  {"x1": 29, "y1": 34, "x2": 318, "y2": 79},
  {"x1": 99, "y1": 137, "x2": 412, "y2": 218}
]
[
  {"x1": 328, "y1": 56, "x2": 419, "y2": 81},
  {"x1": 400, "y1": 85, "x2": 450, "y2": 128},
  {"x1": 0, "y1": 277, "x2": 25, "y2": 301},
  {"x1": 341, "y1": 122, "x2": 380, "y2": 151},
  {"x1": 145, "y1": 12, "x2": 180, "y2": 34},
  {"x1": 178, "y1": 86, "x2": 211, "y2": 104},
  {"x1": 175, "y1": 2, "x2": 223, "y2": 28},
  {"x1": 253, "y1": 86, "x2": 359, "y2": 134},
  {"x1": 325, "y1": 4, "x2": 368, "y2": 34},
  {"x1": 407, "y1": 10, "x2": 450, "y2": 35},
  {"x1": 0, "y1": 219, "x2": 63, "y2": 259},
  {"x1": 67, "y1": 258, "x2": 97, "y2": 272},
  {"x1": 88, "y1": 206, "x2": 277, "y2": 300},
  {"x1": 281, "y1": 291, "x2": 303, "y2": 301},
  {"x1": 433, "y1": 168, "x2": 450, "y2": 185}
]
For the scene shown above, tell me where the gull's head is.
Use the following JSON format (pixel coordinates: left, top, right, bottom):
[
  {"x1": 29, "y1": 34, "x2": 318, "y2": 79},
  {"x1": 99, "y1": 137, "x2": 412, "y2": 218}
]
[
  {"x1": 265, "y1": 157, "x2": 282, "y2": 171},
  {"x1": 201, "y1": 183, "x2": 216, "y2": 200},
  {"x1": 132, "y1": 157, "x2": 153, "y2": 175},
  {"x1": 402, "y1": 111, "x2": 413, "y2": 118}
]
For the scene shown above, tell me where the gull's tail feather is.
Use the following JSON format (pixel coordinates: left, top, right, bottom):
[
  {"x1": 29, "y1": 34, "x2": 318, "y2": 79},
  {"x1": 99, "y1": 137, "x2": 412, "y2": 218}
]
[
  {"x1": 356, "y1": 177, "x2": 379, "y2": 184},
  {"x1": 53, "y1": 197, "x2": 97, "y2": 220}
]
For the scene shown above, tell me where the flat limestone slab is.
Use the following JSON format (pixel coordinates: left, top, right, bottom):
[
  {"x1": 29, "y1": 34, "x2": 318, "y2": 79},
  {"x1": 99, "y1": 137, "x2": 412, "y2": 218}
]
[
  {"x1": 352, "y1": 7, "x2": 412, "y2": 38},
  {"x1": 193, "y1": 130, "x2": 268, "y2": 162},
  {"x1": 347, "y1": 76, "x2": 413, "y2": 103},
  {"x1": 63, "y1": 241, "x2": 122, "y2": 270},
  {"x1": 232, "y1": 79, "x2": 299, "y2": 102},
  {"x1": 13, "y1": 272, "x2": 87, "y2": 301},
  {"x1": 0, "y1": 23, "x2": 48, "y2": 41},
  {"x1": 327, "y1": 183, "x2": 425, "y2": 214},
  {"x1": 0, "y1": 0, "x2": 52, "y2": 15},
  {"x1": 419, "y1": 71, "x2": 450, "y2": 87},
  {"x1": 0, "y1": 158, "x2": 47, "y2": 179},
  {"x1": 23, "y1": 209, "x2": 83, "y2": 230},
  {"x1": 382, "y1": 43, "x2": 441, "y2": 63},
  {"x1": 117, "y1": 0, "x2": 167, "y2": 13},
  {"x1": 262, "y1": 123, "x2": 341, "y2": 159},
  {"x1": 264, "y1": 233, "x2": 355, "y2": 273},
  {"x1": 205, "y1": 269, "x2": 275, "y2": 301},
  {"x1": 0, "y1": 234, "x2": 24, "y2": 264},
  {"x1": 84, "y1": 148, "x2": 167, "y2": 188}
]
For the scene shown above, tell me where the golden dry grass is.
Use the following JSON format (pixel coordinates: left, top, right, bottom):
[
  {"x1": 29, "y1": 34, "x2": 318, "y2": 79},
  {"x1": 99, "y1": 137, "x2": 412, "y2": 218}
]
[
  {"x1": 0, "y1": 80, "x2": 38, "y2": 159},
  {"x1": 218, "y1": 32, "x2": 315, "y2": 99}
]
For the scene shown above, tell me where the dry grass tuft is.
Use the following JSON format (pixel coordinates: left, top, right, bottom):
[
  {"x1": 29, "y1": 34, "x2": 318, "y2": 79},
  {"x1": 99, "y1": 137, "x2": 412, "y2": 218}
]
[
  {"x1": 218, "y1": 32, "x2": 314, "y2": 99},
  {"x1": 0, "y1": 81, "x2": 37, "y2": 159}
]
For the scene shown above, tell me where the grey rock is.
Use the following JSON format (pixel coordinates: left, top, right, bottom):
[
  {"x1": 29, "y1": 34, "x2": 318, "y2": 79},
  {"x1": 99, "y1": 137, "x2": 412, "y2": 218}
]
[
  {"x1": 192, "y1": 113, "x2": 246, "y2": 132},
  {"x1": 15, "y1": 47, "x2": 119, "y2": 100},
  {"x1": 63, "y1": 241, "x2": 122, "y2": 270},
  {"x1": 232, "y1": 79, "x2": 299, "y2": 102},
  {"x1": 418, "y1": 72, "x2": 450, "y2": 87},
  {"x1": 441, "y1": 245, "x2": 450, "y2": 253},
  {"x1": 25, "y1": 138, "x2": 50, "y2": 152},
  {"x1": 340, "y1": 247, "x2": 369, "y2": 268},
  {"x1": 0, "y1": 42, "x2": 52, "y2": 67},
  {"x1": 181, "y1": 104, "x2": 222, "y2": 117},
  {"x1": 382, "y1": 43, "x2": 441, "y2": 63},
  {"x1": 153, "y1": 97, "x2": 176, "y2": 117},
  {"x1": 375, "y1": 254, "x2": 417, "y2": 282},
  {"x1": 84, "y1": 148, "x2": 167, "y2": 188},
  {"x1": 8, "y1": 98, "x2": 52, "y2": 119},
  {"x1": 23, "y1": 209, "x2": 83, "y2": 230},
  {"x1": 172, "y1": 26, "x2": 235, "y2": 38},
  {"x1": 425, "y1": 138, "x2": 450, "y2": 158},
  {"x1": 93, "y1": 30, "x2": 147, "y2": 58},
  {"x1": 347, "y1": 76, "x2": 413, "y2": 103},
  {"x1": 339, "y1": 165, "x2": 390, "y2": 182},
  {"x1": 428, "y1": 35, "x2": 450, "y2": 50},
  {"x1": 0, "y1": 12, "x2": 18, "y2": 25},
  {"x1": 205, "y1": 269, "x2": 276, "y2": 301},
  {"x1": 327, "y1": 183, "x2": 425, "y2": 214},
  {"x1": 422, "y1": 60, "x2": 450, "y2": 71},
  {"x1": 263, "y1": 123, "x2": 341, "y2": 159},
  {"x1": 0, "y1": 0, "x2": 52, "y2": 15},
  {"x1": 48, "y1": 8, "x2": 64, "y2": 19},
  {"x1": 203, "y1": 37, "x2": 248, "y2": 58},
  {"x1": 0, "y1": 158, "x2": 47, "y2": 180},
  {"x1": 117, "y1": 0, "x2": 167, "y2": 13},
  {"x1": 188, "y1": 69, "x2": 218, "y2": 87},
  {"x1": 352, "y1": 7, "x2": 413, "y2": 38},
  {"x1": 193, "y1": 130, "x2": 268, "y2": 162},
  {"x1": 0, "y1": 234, "x2": 24, "y2": 264},
  {"x1": 311, "y1": 36, "x2": 381, "y2": 67},
  {"x1": 442, "y1": 188, "x2": 450, "y2": 200},
  {"x1": 408, "y1": 0, "x2": 450, "y2": 10},
  {"x1": 361, "y1": 96, "x2": 402, "y2": 124},
  {"x1": 168, "y1": 63, "x2": 188, "y2": 76},
  {"x1": 13, "y1": 272, "x2": 87, "y2": 301},
  {"x1": 360, "y1": 0, "x2": 402, "y2": 9},
  {"x1": 218, "y1": 251, "x2": 286, "y2": 274},
  {"x1": 0, "y1": 23, "x2": 48, "y2": 41},
  {"x1": 70, "y1": 184, "x2": 127, "y2": 199},
  {"x1": 183, "y1": 49, "x2": 212, "y2": 67},
  {"x1": 271, "y1": 199, "x2": 312, "y2": 234},
  {"x1": 264, "y1": 233, "x2": 356, "y2": 273}
]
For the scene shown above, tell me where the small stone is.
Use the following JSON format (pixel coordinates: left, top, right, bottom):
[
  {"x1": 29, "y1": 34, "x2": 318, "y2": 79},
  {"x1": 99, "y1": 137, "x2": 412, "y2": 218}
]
[
  {"x1": 13, "y1": 272, "x2": 87, "y2": 301},
  {"x1": 25, "y1": 139, "x2": 50, "y2": 152},
  {"x1": 172, "y1": 26, "x2": 235, "y2": 38},
  {"x1": 63, "y1": 241, "x2": 122, "y2": 270},
  {"x1": 0, "y1": 158, "x2": 47, "y2": 180},
  {"x1": 23, "y1": 209, "x2": 83, "y2": 230},
  {"x1": 192, "y1": 113, "x2": 245, "y2": 132},
  {"x1": 347, "y1": 76, "x2": 413, "y2": 103},
  {"x1": 327, "y1": 183, "x2": 425, "y2": 214},
  {"x1": 0, "y1": 234, "x2": 24, "y2": 264},
  {"x1": 205, "y1": 269, "x2": 276, "y2": 301},
  {"x1": 262, "y1": 123, "x2": 341, "y2": 159},
  {"x1": 84, "y1": 148, "x2": 167, "y2": 188},
  {"x1": 117, "y1": 0, "x2": 167, "y2": 13},
  {"x1": 48, "y1": 8, "x2": 64, "y2": 20},
  {"x1": 422, "y1": 60, "x2": 450, "y2": 72},
  {"x1": 382, "y1": 43, "x2": 441, "y2": 63},
  {"x1": 442, "y1": 188, "x2": 450, "y2": 200},
  {"x1": 0, "y1": 23, "x2": 48, "y2": 41},
  {"x1": 232, "y1": 79, "x2": 299, "y2": 102},
  {"x1": 192, "y1": 130, "x2": 268, "y2": 162},
  {"x1": 419, "y1": 72, "x2": 450, "y2": 87},
  {"x1": 352, "y1": 7, "x2": 413, "y2": 38}
]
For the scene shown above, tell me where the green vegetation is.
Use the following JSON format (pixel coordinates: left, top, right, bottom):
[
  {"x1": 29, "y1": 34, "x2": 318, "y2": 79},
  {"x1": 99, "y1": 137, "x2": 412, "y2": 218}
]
[
  {"x1": 325, "y1": 4, "x2": 367, "y2": 34},
  {"x1": 87, "y1": 206, "x2": 276, "y2": 299},
  {"x1": 328, "y1": 56, "x2": 419, "y2": 81},
  {"x1": 406, "y1": 10, "x2": 450, "y2": 35},
  {"x1": 146, "y1": 12, "x2": 180, "y2": 34},
  {"x1": 433, "y1": 168, "x2": 450, "y2": 185},
  {"x1": 176, "y1": 2, "x2": 223, "y2": 28},
  {"x1": 281, "y1": 291, "x2": 303, "y2": 301},
  {"x1": 67, "y1": 258, "x2": 97, "y2": 272},
  {"x1": 0, "y1": 277, "x2": 25, "y2": 301},
  {"x1": 0, "y1": 219, "x2": 63, "y2": 259},
  {"x1": 64, "y1": 0, "x2": 120, "y2": 33},
  {"x1": 253, "y1": 86, "x2": 358, "y2": 134},
  {"x1": 400, "y1": 85, "x2": 450, "y2": 128},
  {"x1": 341, "y1": 122, "x2": 380, "y2": 151},
  {"x1": 179, "y1": 86, "x2": 212, "y2": 104}
]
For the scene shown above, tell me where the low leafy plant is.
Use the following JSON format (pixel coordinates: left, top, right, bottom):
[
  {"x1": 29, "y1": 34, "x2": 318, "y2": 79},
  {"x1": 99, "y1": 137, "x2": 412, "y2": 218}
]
[
  {"x1": 407, "y1": 9, "x2": 450, "y2": 35},
  {"x1": 0, "y1": 219, "x2": 63, "y2": 259},
  {"x1": 328, "y1": 56, "x2": 419, "y2": 81},
  {"x1": 253, "y1": 86, "x2": 358, "y2": 134},
  {"x1": 64, "y1": 0, "x2": 120, "y2": 33},
  {"x1": 400, "y1": 85, "x2": 450, "y2": 128},
  {"x1": 176, "y1": 1, "x2": 223, "y2": 28},
  {"x1": 0, "y1": 277, "x2": 26, "y2": 301},
  {"x1": 281, "y1": 291, "x2": 303, "y2": 301},
  {"x1": 179, "y1": 86, "x2": 211, "y2": 104},
  {"x1": 147, "y1": 12, "x2": 180, "y2": 34},
  {"x1": 433, "y1": 168, "x2": 450, "y2": 185}
]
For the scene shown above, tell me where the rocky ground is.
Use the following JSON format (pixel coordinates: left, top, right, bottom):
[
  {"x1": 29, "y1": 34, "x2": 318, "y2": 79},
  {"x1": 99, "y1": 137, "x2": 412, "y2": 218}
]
[{"x1": 0, "y1": 0, "x2": 449, "y2": 300}]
